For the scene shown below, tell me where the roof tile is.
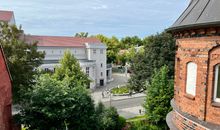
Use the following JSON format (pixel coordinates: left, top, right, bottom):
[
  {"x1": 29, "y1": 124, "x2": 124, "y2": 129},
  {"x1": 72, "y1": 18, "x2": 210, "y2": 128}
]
[
  {"x1": 0, "y1": 10, "x2": 13, "y2": 22},
  {"x1": 25, "y1": 35, "x2": 102, "y2": 47}
]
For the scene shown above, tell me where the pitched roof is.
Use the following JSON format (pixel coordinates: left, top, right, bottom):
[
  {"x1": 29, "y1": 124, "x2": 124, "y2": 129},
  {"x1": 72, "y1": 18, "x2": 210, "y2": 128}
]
[
  {"x1": 168, "y1": 0, "x2": 220, "y2": 31},
  {"x1": 25, "y1": 35, "x2": 102, "y2": 47},
  {"x1": 0, "y1": 10, "x2": 14, "y2": 22}
]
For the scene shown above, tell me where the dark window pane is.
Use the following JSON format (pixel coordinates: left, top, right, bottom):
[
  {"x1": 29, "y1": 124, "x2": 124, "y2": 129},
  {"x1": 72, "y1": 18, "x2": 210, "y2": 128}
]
[{"x1": 217, "y1": 66, "x2": 220, "y2": 98}]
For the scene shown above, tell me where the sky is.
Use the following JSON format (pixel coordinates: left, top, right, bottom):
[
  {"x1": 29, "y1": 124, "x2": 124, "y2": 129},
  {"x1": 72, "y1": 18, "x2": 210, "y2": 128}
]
[{"x1": 0, "y1": 0, "x2": 189, "y2": 38}]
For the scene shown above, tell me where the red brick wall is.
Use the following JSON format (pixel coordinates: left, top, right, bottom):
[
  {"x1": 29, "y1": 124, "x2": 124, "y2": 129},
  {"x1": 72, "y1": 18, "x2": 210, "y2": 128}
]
[
  {"x1": 0, "y1": 48, "x2": 12, "y2": 130},
  {"x1": 172, "y1": 111, "x2": 206, "y2": 130},
  {"x1": 206, "y1": 46, "x2": 220, "y2": 125},
  {"x1": 174, "y1": 36, "x2": 220, "y2": 125}
]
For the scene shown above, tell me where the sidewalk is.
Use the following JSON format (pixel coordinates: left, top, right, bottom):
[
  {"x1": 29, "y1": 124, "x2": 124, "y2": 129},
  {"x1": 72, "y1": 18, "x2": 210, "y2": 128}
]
[{"x1": 117, "y1": 106, "x2": 145, "y2": 119}]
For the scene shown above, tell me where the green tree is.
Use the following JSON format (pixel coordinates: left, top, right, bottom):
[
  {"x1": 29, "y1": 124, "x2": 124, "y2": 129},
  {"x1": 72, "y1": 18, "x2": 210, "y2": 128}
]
[
  {"x1": 126, "y1": 46, "x2": 136, "y2": 63},
  {"x1": 0, "y1": 23, "x2": 45, "y2": 103},
  {"x1": 129, "y1": 32, "x2": 175, "y2": 92},
  {"x1": 144, "y1": 66, "x2": 174, "y2": 129},
  {"x1": 128, "y1": 52, "x2": 147, "y2": 92},
  {"x1": 17, "y1": 74, "x2": 96, "y2": 130},
  {"x1": 53, "y1": 50, "x2": 90, "y2": 88},
  {"x1": 116, "y1": 52, "x2": 127, "y2": 66},
  {"x1": 120, "y1": 36, "x2": 143, "y2": 49},
  {"x1": 142, "y1": 32, "x2": 175, "y2": 80},
  {"x1": 95, "y1": 103, "x2": 126, "y2": 130},
  {"x1": 75, "y1": 32, "x2": 89, "y2": 37}
]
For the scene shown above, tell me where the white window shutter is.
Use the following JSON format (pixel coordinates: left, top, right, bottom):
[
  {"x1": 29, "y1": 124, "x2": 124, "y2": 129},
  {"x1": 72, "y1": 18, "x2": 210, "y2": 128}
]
[{"x1": 186, "y1": 62, "x2": 197, "y2": 96}]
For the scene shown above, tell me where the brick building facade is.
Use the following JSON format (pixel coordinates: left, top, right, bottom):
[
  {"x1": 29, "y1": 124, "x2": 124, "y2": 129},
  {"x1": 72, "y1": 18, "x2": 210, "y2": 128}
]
[
  {"x1": 166, "y1": 0, "x2": 220, "y2": 129},
  {"x1": 0, "y1": 45, "x2": 12, "y2": 130}
]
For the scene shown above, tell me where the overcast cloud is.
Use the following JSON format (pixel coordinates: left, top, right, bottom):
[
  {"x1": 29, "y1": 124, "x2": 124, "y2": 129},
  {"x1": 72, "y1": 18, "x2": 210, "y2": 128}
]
[{"x1": 0, "y1": 0, "x2": 189, "y2": 38}]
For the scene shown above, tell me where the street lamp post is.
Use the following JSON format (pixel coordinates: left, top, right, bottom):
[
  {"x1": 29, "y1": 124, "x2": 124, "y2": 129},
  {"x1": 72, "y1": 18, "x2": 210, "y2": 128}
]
[{"x1": 109, "y1": 92, "x2": 112, "y2": 107}]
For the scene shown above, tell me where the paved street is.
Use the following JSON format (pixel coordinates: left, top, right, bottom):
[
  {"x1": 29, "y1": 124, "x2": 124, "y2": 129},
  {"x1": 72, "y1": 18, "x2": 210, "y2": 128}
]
[
  {"x1": 91, "y1": 73, "x2": 146, "y2": 119},
  {"x1": 103, "y1": 97, "x2": 145, "y2": 119},
  {"x1": 103, "y1": 96, "x2": 145, "y2": 109}
]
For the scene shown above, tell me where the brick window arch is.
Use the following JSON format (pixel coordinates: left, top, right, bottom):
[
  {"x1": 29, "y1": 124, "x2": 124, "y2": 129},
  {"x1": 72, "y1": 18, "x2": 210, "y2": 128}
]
[
  {"x1": 214, "y1": 64, "x2": 220, "y2": 102},
  {"x1": 186, "y1": 62, "x2": 197, "y2": 96}
]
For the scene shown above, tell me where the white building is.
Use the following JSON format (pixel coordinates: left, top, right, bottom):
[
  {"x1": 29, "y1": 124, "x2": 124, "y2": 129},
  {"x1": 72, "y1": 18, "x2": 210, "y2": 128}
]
[
  {"x1": 0, "y1": 10, "x2": 16, "y2": 25},
  {"x1": 25, "y1": 35, "x2": 112, "y2": 89}
]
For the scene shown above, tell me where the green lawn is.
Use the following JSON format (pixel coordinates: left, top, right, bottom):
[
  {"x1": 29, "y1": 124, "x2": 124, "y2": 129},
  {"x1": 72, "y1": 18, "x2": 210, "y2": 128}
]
[{"x1": 126, "y1": 115, "x2": 146, "y2": 122}]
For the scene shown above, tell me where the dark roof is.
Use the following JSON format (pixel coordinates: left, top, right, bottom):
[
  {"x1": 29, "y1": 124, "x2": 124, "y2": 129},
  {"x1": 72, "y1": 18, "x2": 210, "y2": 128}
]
[{"x1": 168, "y1": 0, "x2": 220, "y2": 31}]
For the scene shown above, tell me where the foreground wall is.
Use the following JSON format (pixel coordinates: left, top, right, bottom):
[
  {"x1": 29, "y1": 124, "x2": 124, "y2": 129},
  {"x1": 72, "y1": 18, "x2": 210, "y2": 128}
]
[
  {"x1": 167, "y1": 35, "x2": 220, "y2": 129},
  {"x1": 0, "y1": 47, "x2": 12, "y2": 130}
]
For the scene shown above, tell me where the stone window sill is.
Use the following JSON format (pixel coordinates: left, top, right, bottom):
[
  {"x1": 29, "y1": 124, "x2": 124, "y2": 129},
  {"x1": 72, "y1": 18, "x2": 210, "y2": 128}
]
[
  {"x1": 184, "y1": 94, "x2": 195, "y2": 100},
  {"x1": 212, "y1": 102, "x2": 220, "y2": 108}
]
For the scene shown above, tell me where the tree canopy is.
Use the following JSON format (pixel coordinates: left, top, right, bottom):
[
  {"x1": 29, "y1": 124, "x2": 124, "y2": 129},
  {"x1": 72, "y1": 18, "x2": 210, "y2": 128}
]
[
  {"x1": 16, "y1": 51, "x2": 125, "y2": 130},
  {"x1": 128, "y1": 32, "x2": 175, "y2": 92},
  {"x1": 95, "y1": 34, "x2": 144, "y2": 64},
  {"x1": 95, "y1": 102, "x2": 126, "y2": 130},
  {"x1": 53, "y1": 50, "x2": 90, "y2": 88},
  {"x1": 75, "y1": 32, "x2": 89, "y2": 37},
  {"x1": 0, "y1": 23, "x2": 45, "y2": 103},
  {"x1": 18, "y1": 74, "x2": 96, "y2": 130},
  {"x1": 144, "y1": 66, "x2": 174, "y2": 129}
]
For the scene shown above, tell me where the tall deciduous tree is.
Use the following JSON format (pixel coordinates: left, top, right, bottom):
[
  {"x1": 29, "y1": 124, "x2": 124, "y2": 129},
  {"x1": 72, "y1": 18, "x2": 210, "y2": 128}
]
[
  {"x1": 53, "y1": 50, "x2": 90, "y2": 88},
  {"x1": 129, "y1": 32, "x2": 175, "y2": 92},
  {"x1": 144, "y1": 66, "x2": 174, "y2": 129},
  {"x1": 16, "y1": 51, "x2": 125, "y2": 129},
  {"x1": 17, "y1": 74, "x2": 96, "y2": 130},
  {"x1": 120, "y1": 36, "x2": 143, "y2": 49},
  {"x1": 0, "y1": 23, "x2": 45, "y2": 103}
]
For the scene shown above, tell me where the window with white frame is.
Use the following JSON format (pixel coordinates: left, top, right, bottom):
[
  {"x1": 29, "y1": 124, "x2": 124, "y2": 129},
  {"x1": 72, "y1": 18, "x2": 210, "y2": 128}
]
[
  {"x1": 101, "y1": 72, "x2": 103, "y2": 77},
  {"x1": 214, "y1": 64, "x2": 220, "y2": 102},
  {"x1": 100, "y1": 49, "x2": 104, "y2": 54},
  {"x1": 186, "y1": 62, "x2": 197, "y2": 96},
  {"x1": 86, "y1": 67, "x2": 89, "y2": 75},
  {"x1": 93, "y1": 49, "x2": 96, "y2": 54}
]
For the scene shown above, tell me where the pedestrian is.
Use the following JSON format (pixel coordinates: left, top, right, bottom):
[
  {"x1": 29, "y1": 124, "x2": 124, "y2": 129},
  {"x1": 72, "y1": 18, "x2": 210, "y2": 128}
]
[
  {"x1": 139, "y1": 109, "x2": 142, "y2": 114},
  {"x1": 129, "y1": 90, "x2": 132, "y2": 96},
  {"x1": 102, "y1": 91, "x2": 104, "y2": 98}
]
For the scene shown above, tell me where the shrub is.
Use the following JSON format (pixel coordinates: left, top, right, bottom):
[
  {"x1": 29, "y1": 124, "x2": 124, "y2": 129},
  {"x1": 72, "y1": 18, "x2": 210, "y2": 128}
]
[
  {"x1": 111, "y1": 85, "x2": 130, "y2": 94},
  {"x1": 117, "y1": 116, "x2": 126, "y2": 129}
]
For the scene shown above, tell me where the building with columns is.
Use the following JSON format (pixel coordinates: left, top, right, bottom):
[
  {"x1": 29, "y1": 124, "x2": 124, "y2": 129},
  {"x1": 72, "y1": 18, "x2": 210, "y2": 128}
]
[
  {"x1": 25, "y1": 35, "x2": 111, "y2": 89},
  {"x1": 166, "y1": 0, "x2": 220, "y2": 129}
]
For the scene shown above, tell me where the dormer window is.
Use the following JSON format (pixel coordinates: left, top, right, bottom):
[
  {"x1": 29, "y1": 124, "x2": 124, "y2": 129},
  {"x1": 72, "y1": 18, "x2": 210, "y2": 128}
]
[
  {"x1": 186, "y1": 62, "x2": 197, "y2": 96},
  {"x1": 214, "y1": 64, "x2": 220, "y2": 102}
]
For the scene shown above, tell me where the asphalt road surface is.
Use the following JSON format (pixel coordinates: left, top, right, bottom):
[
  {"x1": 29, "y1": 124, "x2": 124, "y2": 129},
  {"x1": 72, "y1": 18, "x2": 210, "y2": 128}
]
[{"x1": 103, "y1": 96, "x2": 145, "y2": 109}]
